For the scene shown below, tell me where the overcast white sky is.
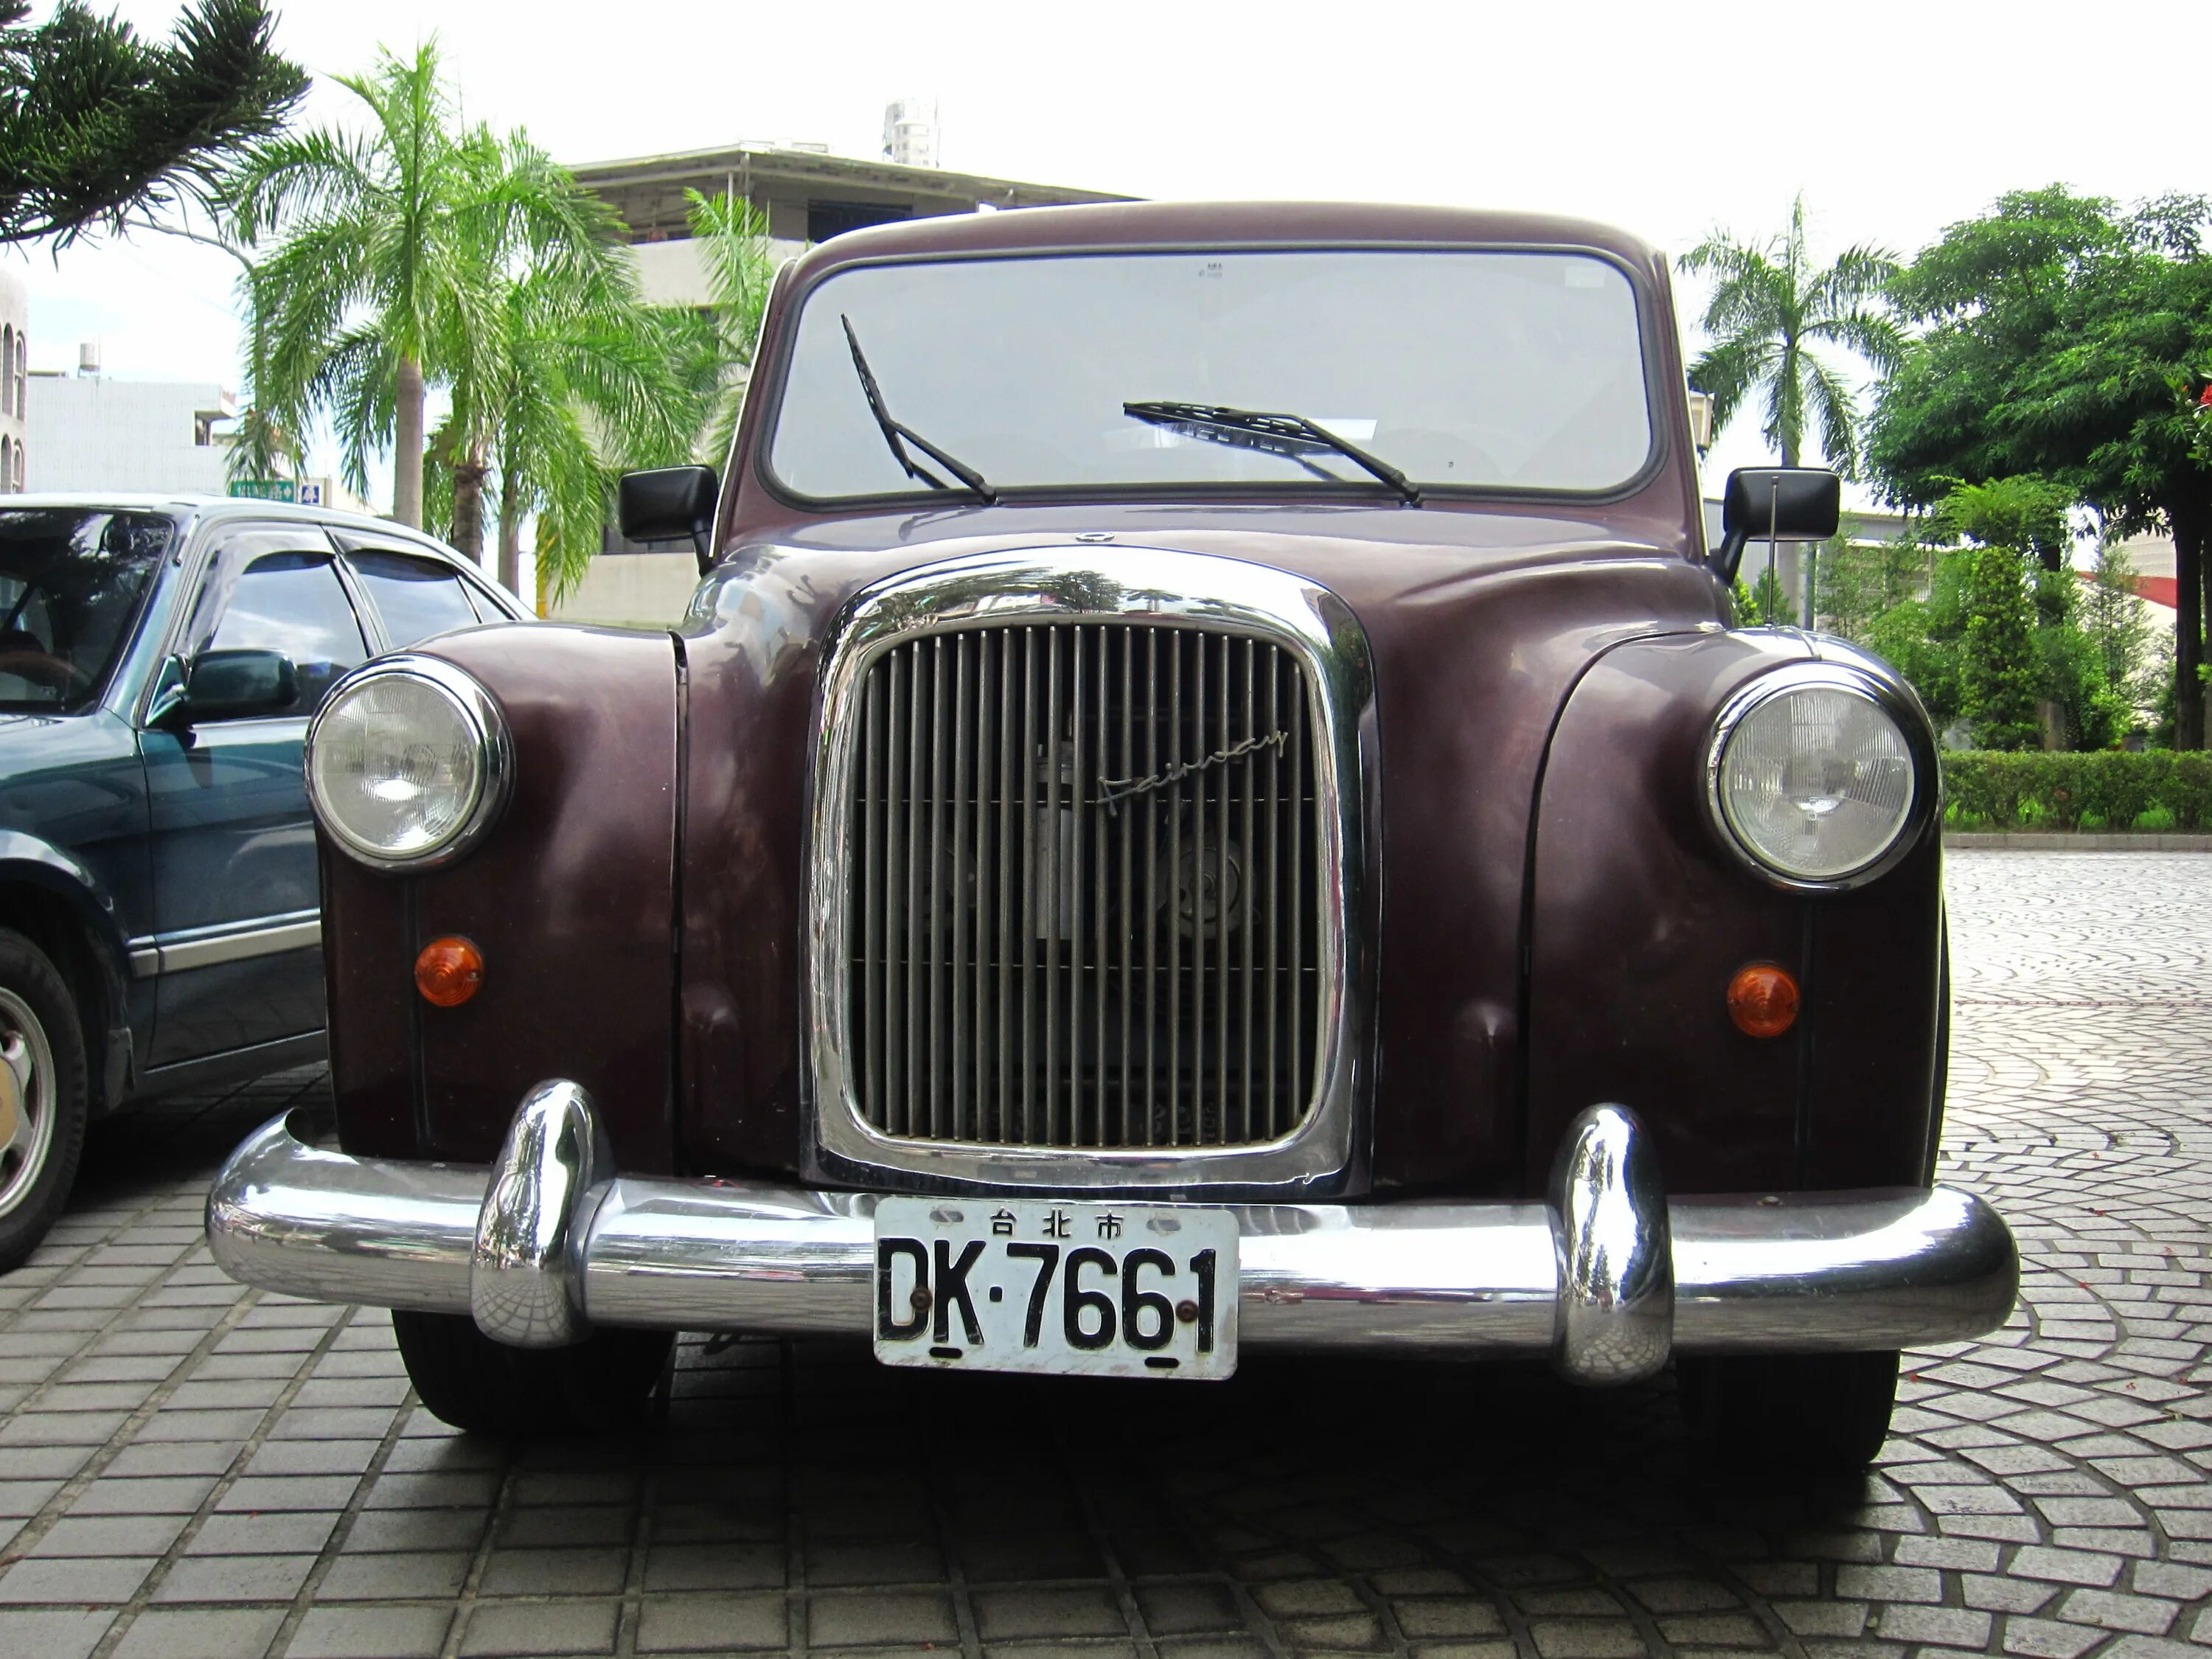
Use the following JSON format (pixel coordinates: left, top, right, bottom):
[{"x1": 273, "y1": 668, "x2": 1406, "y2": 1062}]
[{"x1": 12, "y1": 0, "x2": 2209, "y2": 503}]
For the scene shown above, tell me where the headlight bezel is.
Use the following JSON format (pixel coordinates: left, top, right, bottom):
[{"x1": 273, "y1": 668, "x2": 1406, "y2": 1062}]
[
  {"x1": 1702, "y1": 660, "x2": 1934, "y2": 894},
  {"x1": 305, "y1": 654, "x2": 513, "y2": 874}
]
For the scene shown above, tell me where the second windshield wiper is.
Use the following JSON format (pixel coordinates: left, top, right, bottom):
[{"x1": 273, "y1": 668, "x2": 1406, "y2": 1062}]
[
  {"x1": 841, "y1": 316, "x2": 995, "y2": 503},
  {"x1": 1122, "y1": 400, "x2": 1423, "y2": 506}
]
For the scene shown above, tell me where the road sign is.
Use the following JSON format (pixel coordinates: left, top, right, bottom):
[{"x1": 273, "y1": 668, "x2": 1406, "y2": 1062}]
[{"x1": 228, "y1": 479, "x2": 297, "y2": 503}]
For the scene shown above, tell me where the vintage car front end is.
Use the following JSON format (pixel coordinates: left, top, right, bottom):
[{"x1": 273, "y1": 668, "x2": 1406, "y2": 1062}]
[{"x1": 207, "y1": 202, "x2": 2016, "y2": 1468}]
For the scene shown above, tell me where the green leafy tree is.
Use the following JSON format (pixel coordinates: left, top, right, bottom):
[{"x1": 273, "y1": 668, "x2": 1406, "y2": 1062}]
[
  {"x1": 0, "y1": 0, "x2": 302, "y2": 245},
  {"x1": 229, "y1": 43, "x2": 613, "y2": 530},
  {"x1": 2081, "y1": 538, "x2": 2164, "y2": 726},
  {"x1": 2029, "y1": 562, "x2": 2129, "y2": 750},
  {"x1": 1864, "y1": 544, "x2": 1973, "y2": 733},
  {"x1": 1868, "y1": 187, "x2": 2212, "y2": 746},
  {"x1": 1733, "y1": 563, "x2": 1788, "y2": 625},
  {"x1": 1815, "y1": 531, "x2": 1925, "y2": 641},
  {"x1": 1677, "y1": 195, "x2": 1907, "y2": 473},
  {"x1": 1958, "y1": 540, "x2": 2042, "y2": 749},
  {"x1": 1930, "y1": 474, "x2": 2076, "y2": 572}
]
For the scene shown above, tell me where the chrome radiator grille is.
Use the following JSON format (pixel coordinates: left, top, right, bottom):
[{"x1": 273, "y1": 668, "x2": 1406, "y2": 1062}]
[{"x1": 844, "y1": 623, "x2": 1324, "y2": 1150}]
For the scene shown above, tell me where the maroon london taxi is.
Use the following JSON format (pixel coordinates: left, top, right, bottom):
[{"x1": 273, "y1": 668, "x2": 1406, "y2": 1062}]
[{"x1": 206, "y1": 202, "x2": 2016, "y2": 1475}]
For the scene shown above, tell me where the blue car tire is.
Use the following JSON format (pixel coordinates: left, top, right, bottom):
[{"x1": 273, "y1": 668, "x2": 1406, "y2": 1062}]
[{"x1": 0, "y1": 928, "x2": 88, "y2": 1273}]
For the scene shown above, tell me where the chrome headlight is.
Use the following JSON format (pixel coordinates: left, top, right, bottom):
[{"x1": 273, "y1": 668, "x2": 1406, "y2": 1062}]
[
  {"x1": 305, "y1": 656, "x2": 512, "y2": 872},
  {"x1": 1705, "y1": 664, "x2": 1927, "y2": 889}
]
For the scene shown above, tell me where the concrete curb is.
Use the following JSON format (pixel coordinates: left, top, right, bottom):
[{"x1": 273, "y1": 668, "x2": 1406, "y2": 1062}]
[{"x1": 1947, "y1": 832, "x2": 2212, "y2": 852}]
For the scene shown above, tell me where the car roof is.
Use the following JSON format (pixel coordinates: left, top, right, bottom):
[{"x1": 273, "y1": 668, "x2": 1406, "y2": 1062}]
[
  {"x1": 788, "y1": 199, "x2": 1670, "y2": 284},
  {"x1": 2, "y1": 492, "x2": 460, "y2": 554}
]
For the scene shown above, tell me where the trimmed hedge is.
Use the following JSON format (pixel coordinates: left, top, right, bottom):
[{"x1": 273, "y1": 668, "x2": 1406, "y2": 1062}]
[{"x1": 1941, "y1": 750, "x2": 2212, "y2": 832}]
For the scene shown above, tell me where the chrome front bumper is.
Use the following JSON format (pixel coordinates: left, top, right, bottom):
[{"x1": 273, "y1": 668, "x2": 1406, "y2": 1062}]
[{"x1": 206, "y1": 1082, "x2": 2018, "y2": 1386}]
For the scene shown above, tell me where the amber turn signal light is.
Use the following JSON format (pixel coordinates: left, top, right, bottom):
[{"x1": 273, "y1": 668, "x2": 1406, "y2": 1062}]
[
  {"x1": 1727, "y1": 961, "x2": 1798, "y2": 1038},
  {"x1": 414, "y1": 936, "x2": 484, "y2": 1007}
]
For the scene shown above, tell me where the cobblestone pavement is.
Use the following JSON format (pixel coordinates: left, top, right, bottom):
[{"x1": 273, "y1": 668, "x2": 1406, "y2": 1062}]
[{"x1": 0, "y1": 850, "x2": 2206, "y2": 1658}]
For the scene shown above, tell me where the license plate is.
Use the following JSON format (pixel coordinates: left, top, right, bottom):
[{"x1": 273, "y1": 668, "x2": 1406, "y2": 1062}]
[{"x1": 872, "y1": 1197, "x2": 1239, "y2": 1380}]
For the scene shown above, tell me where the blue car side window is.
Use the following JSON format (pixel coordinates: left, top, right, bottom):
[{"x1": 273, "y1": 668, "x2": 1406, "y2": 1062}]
[
  {"x1": 204, "y1": 552, "x2": 369, "y2": 717},
  {"x1": 348, "y1": 549, "x2": 482, "y2": 647}
]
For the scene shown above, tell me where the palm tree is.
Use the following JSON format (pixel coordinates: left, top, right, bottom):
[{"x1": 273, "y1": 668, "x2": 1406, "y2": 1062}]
[
  {"x1": 429, "y1": 130, "x2": 690, "y2": 574},
  {"x1": 682, "y1": 187, "x2": 779, "y2": 467},
  {"x1": 1677, "y1": 196, "x2": 1906, "y2": 475},
  {"x1": 226, "y1": 43, "x2": 610, "y2": 529},
  {"x1": 475, "y1": 266, "x2": 707, "y2": 597}
]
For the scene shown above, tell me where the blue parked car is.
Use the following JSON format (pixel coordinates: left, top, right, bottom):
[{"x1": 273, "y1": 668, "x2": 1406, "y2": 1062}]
[{"x1": 0, "y1": 495, "x2": 526, "y2": 1267}]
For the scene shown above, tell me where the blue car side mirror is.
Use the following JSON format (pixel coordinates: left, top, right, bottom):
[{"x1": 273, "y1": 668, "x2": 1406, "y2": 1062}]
[{"x1": 152, "y1": 650, "x2": 297, "y2": 727}]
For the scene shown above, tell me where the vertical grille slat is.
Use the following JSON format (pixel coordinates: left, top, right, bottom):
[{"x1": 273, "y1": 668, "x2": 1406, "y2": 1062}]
[
  {"x1": 1093, "y1": 629, "x2": 1110, "y2": 1149},
  {"x1": 997, "y1": 633, "x2": 1015, "y2": 1144},
  {"x1": 1221, "y1": 637, "x2": 1239, "y2": 1141},
  {"x1": 1062, "y1": 624, "x2": 1079, "y2": 1141},
  {"x1": 848, "y1": 622, "x2": 1325, "y2": 1150},
  {"x1": 1287, "y1": 664, "x2": 1306, "y2": 1119},
  {"x1": 1018, "y1": 629, "x2": 1037, "y2": 1146},
  {"x1": 1043, "y1": 628, "x2": 1062, "y2": 1146},
  {"x1": 1143, "y1": 629, "x2": 1160, "y2": 1149},
  {"x1": 1118, "y1": 628, "x2": 1134, "y2": 1147},
  {"x1": 1265, "y1": 650, "x2": 1283, "y2": 1141}
]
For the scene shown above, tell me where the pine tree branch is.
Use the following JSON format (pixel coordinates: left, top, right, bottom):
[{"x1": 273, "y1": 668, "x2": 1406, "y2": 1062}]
[{"x1": 0, "y1": 0, "x2": 305, "y2": 246}]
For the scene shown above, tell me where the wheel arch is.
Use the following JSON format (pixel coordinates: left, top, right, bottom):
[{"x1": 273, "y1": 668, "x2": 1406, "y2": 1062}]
[{"x1": 0, "y1": 836, "x2": 135, "y2": 1111}]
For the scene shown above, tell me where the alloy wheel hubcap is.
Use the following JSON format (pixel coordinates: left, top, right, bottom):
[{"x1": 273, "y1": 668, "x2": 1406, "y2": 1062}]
[{"x1": 0, "y1": 995, "x2": 53, "y2": 1220}]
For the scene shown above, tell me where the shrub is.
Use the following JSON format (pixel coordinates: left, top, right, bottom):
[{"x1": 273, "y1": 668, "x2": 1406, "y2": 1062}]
[
  {"x1": 1956, "y1": 544, "x2": 2041, "y2": 750},
  {"x1": 1939, "y1": 750, "x2": 2212, "y2": 832}
]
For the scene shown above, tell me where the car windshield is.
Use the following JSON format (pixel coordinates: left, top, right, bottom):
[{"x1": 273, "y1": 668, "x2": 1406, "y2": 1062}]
[
  {"x1": 767, "y1": 248, "x2": 1655, "y2": 502},
  {"x1": 0, "y1": 509, "x2": 173, "y2": 712}
]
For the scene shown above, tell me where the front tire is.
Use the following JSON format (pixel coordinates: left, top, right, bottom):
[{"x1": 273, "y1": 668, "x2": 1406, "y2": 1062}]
[
  {"x1": 1677, "y1": 1349, "x2": 1900, "y2": 1481},
  {"x1": 0, "y1": 928, "x2": 88, "y2": 1274},
  {"x1": 392, "y1": 1310, "x2": 673, "y2": 1435}
]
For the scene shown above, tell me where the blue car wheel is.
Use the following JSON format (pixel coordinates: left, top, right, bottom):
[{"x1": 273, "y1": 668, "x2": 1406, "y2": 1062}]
[{"x1": 0, "y1": 930, "x2": 87, "y2": 1272}]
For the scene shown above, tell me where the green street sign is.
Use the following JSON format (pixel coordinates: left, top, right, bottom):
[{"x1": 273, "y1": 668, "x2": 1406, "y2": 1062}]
[{"x1": 229, "y1": 479, "x2": 297, "y2": 503}]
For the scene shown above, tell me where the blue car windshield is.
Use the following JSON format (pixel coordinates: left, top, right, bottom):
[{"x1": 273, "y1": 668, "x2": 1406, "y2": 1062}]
[{"x1": 0, "y1": 509, "x2": 173, "y2": 712}]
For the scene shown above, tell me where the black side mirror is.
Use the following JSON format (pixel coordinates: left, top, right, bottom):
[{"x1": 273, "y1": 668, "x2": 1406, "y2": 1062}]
[
  {"x1": 173, "y1": 649, "x2": 297, "y2": 723},
  {"x1": 1711, "y1": 467, "x2": 1841, "y2": 583},
  {"x1": 618, "y1": 466, "x2": 720, "y2": 576}
]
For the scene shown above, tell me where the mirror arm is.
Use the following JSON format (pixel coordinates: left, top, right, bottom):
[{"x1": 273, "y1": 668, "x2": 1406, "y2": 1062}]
[{"x1": 145, "y1": 658, "x2": 190, "y2": 730}]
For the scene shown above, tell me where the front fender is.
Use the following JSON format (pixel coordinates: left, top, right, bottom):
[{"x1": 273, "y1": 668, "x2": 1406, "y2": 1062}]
[
  {"x1": 321, "y1": 625, "x2": 680, "y2": 1172},
  {"x1": 1524, "y1": 629, "x2": 1943, "y2": 1197}
]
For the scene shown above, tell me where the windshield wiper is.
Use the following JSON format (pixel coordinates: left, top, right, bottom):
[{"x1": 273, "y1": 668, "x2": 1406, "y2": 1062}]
[
  {"x1": 1122, "y1": 400, "x2": 1422, "y2": 506},
  {"x1": 841, "y1": 316, "x2": 996, "y2": 503}
]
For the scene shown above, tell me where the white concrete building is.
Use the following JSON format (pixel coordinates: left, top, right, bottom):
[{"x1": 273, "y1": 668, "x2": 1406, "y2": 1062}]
[
  {"x1": 573, "y1": 142, "x2": 1129, "y2": 310},
  {"x1": 0, "y1": 270, "x2": 25, "y2": 493},
  {"x1": 882, "y1": 99, "x2": 939, "y2": 169},
  {"x1": 549, "y1": 552, "x2": 703, "y2": 627},
  {"x1": 24, "y1": 371, "x2": 234, "y2": 495}
]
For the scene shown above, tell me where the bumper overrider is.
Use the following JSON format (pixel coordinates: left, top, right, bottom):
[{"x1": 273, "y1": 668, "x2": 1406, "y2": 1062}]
[{"x1": 205, "y1": 1083, "x2": 2018, "y2": 1385}]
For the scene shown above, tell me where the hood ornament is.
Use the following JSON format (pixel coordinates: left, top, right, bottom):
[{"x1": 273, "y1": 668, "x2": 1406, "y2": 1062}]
[{"x1": 1098, "y1": 730, "x2": 1288, "y2": 816}]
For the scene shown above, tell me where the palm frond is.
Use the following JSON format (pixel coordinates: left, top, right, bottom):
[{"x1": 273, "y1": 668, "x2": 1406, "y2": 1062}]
[
  {"x1": 1688, "y1": 335, "x2": 1777, "y2": 434},
  {"x1": 1804, "y1": 351, "x2": 1864, "y2": 476},
  {"x1": 1806, "y1": 305, "x2": 1907, "y2": 376}
]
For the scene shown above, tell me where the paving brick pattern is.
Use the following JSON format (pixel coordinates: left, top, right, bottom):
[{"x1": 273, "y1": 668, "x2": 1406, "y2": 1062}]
[{"x1": 0, "y1": 849, "x2": 2205, "y2": 1657}]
